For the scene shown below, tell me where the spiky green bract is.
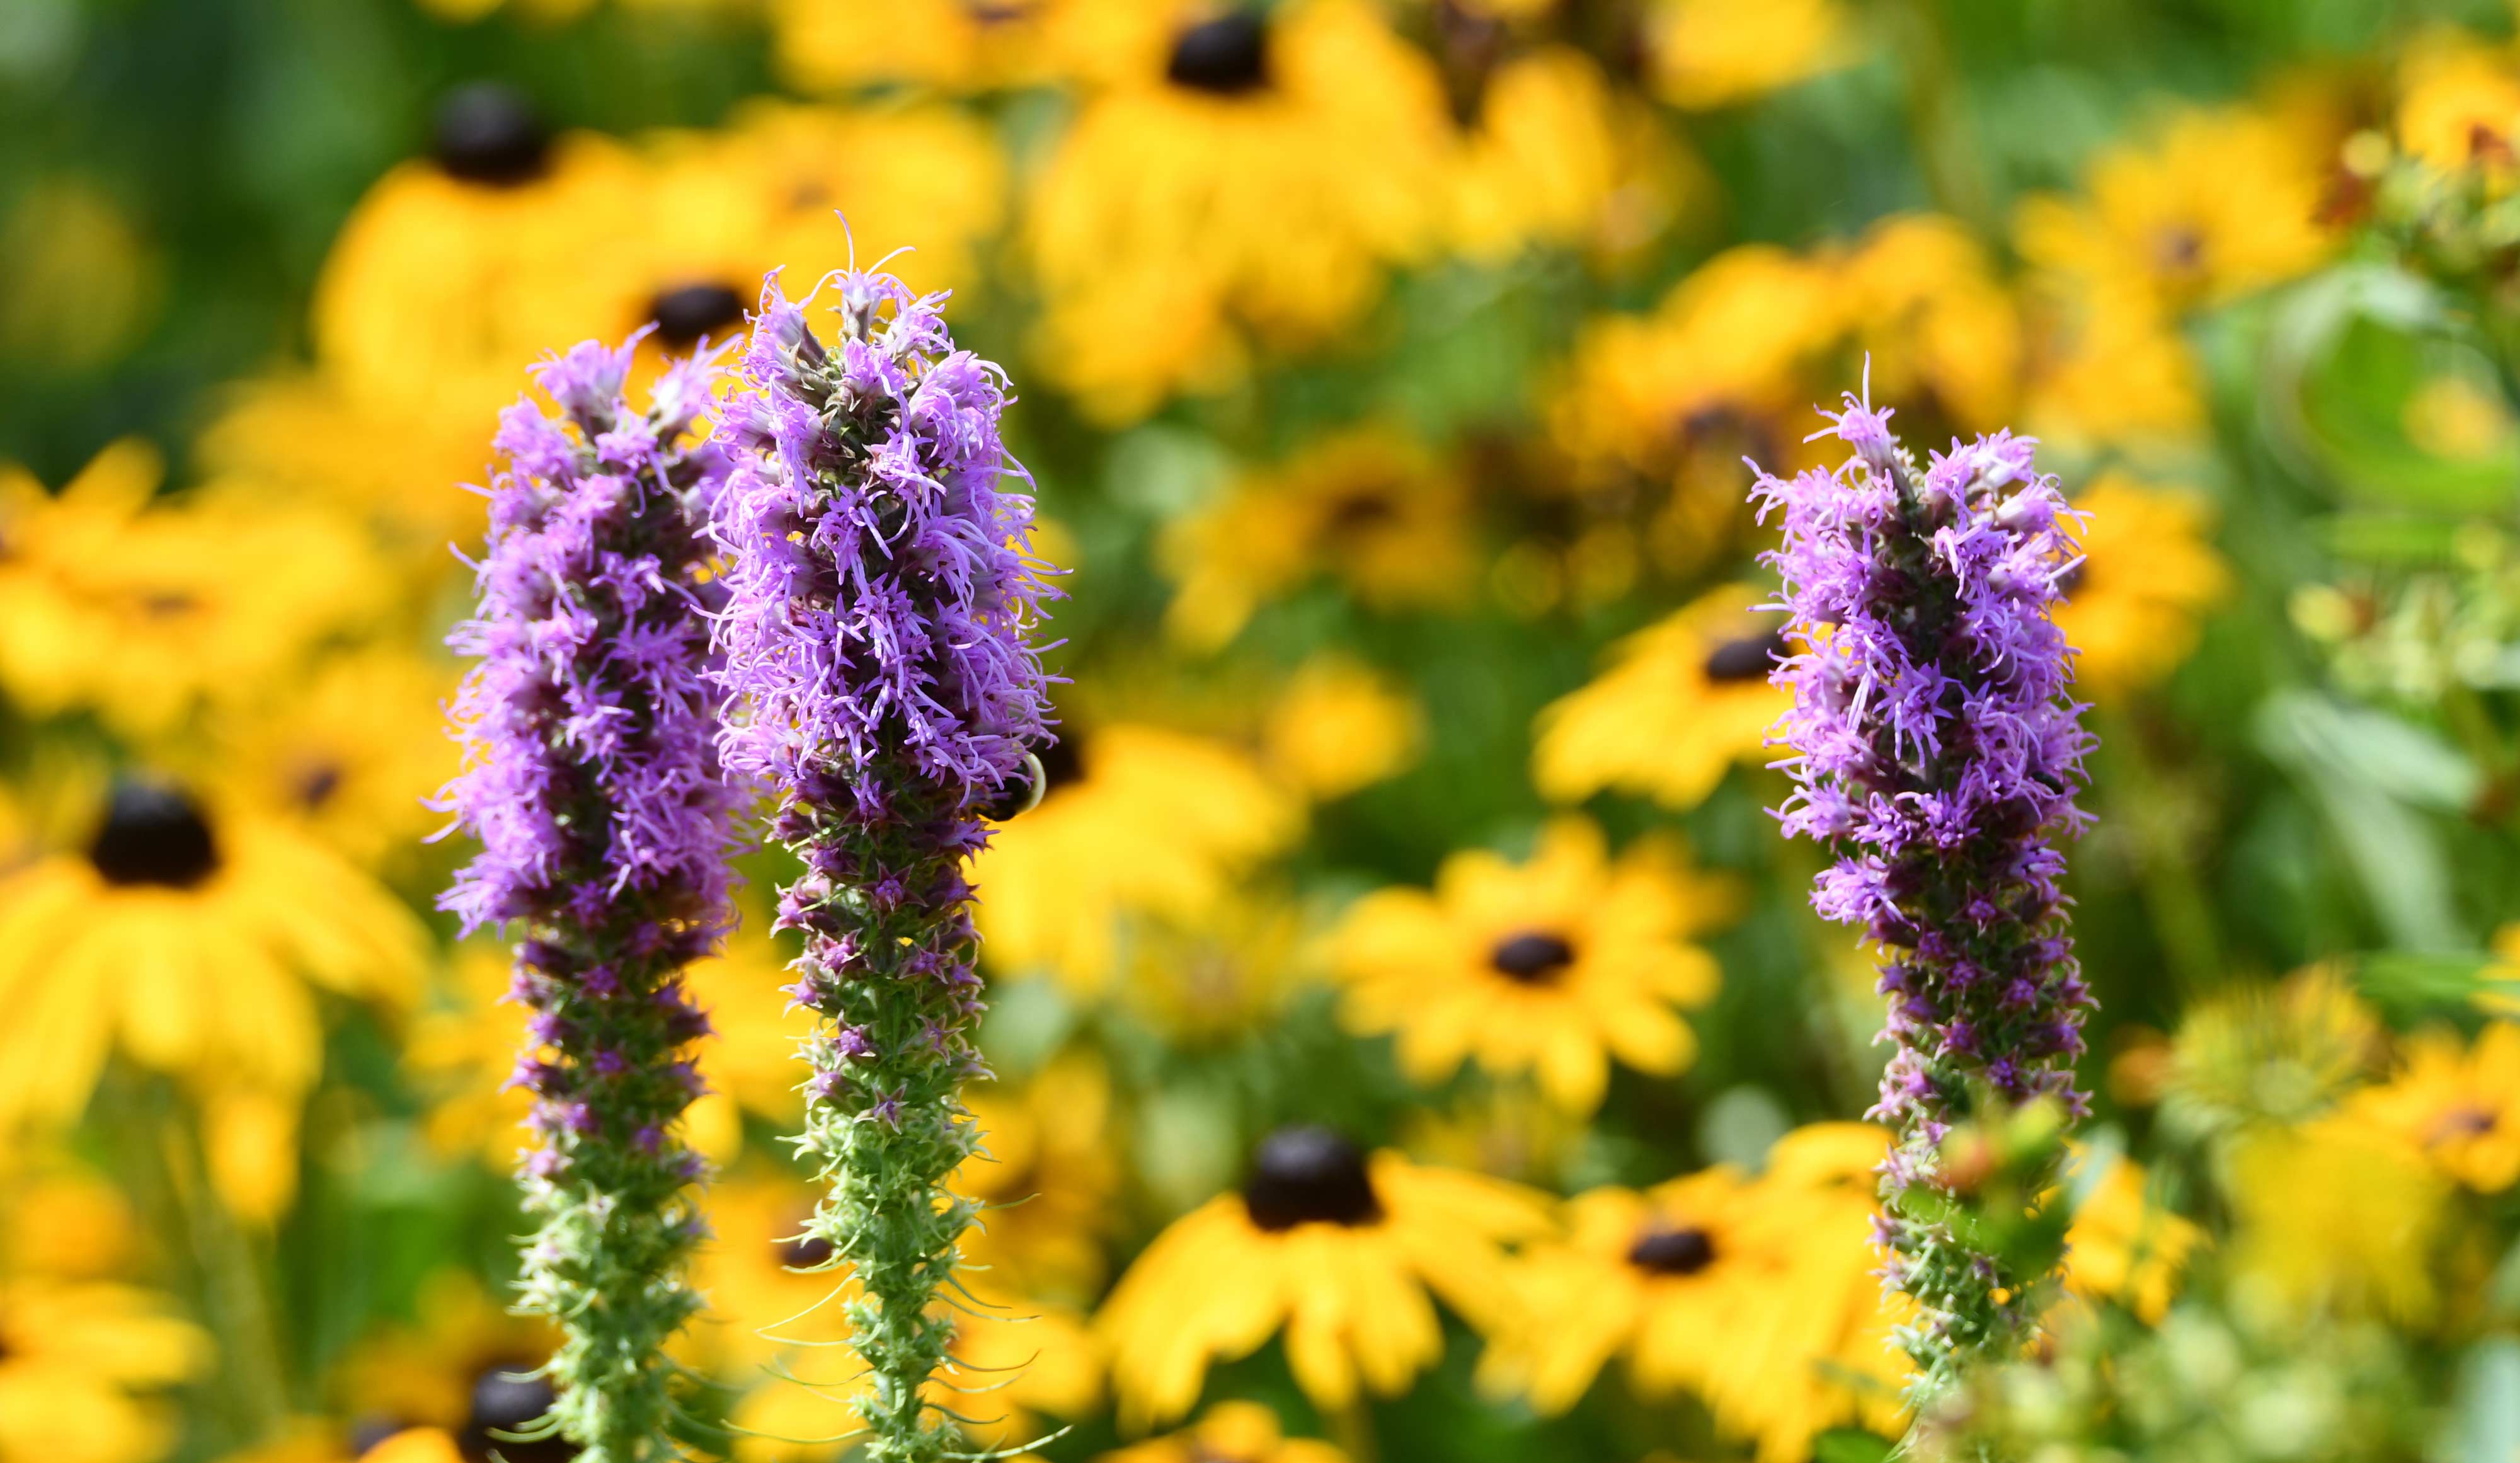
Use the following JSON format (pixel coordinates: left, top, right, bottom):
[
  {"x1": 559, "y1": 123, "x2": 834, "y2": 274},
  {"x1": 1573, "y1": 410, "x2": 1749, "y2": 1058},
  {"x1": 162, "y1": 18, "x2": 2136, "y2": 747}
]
[
  {"x1": 443, "y1": 336, "x2": 736, "y2": 1459},
  {"x1": 712, "y1": 268, "x2": 1056, "y2": 1463}
]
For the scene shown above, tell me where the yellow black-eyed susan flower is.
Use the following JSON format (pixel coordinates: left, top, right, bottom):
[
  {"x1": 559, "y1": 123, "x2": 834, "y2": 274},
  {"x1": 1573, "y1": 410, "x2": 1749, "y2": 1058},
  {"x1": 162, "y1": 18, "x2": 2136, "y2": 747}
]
[
  {"x1": 1639, "y1": 0, "x2": 1852, "y2": 110},
  {"x1": 2057, "y1": 1147, "x2": 2201, "y2": 1323},
  {"x1": 0, "y1": 781, "x2": 425, "y2": 1181},
  {"x1": 1261, "y1": 653, "x2": 1426, "y2": 800},
  {"x1": 312, "y1": 85, "x2": 643, "y2": 430},
  {"x1": 1025, "y1": 0, "x2": 1453, "y2": 421},
  {"x1": 194, "y1": 374, "x2": 494, "y2": 591},
  {"x1": 1548, "y1": 244, "x2": 1838, "y2": 506},
  {"x1": 2393, "y1": 29, "x2": 2520, "y2": 171},
  {"x1": 975, "y1": 725, "x2": 1303, "y2": 992},
  {"x1": 1472, "y1": 1164, "x2": 1767, "y2": 1414},
  {"x1": 0, "y1": 442, "x2": 387, "y2": 738},
  {"x1": 770, "y1": 0, "x2": 1077, "y2": 95},
  {"x1": 958, "y1": 1055, "x2": 1124, "y2": 1302},
  {"x1": 1160, "y1": 428, "x2": 1478, "y2": 651},
  {"x1": 1116, "y1": 892, "x2": 1315, "y2": 1042},
  {"x1": 1838, "y1": 214, "x2": 2025, "y2": 435},
  {"x1": 1477, "y1": 1124, "x2": 1910, "y2": 1461},
  {"x1": 1097, "y1": 1127, "x2": 1550, "y2": 1429},
  {"x1": 2053, "y1": 472, "x2": 2232, "y2": 695},
  {"x1": 191, "y1": 648, "x2": 459, "y2": 869},
  {"x1": 0, "y1": 1277, "x2": 209, "y2": 1463},
  {"x1": 1097, "y1": 1401, "x2": 1348, "y2": 1463},
  {"x1": 2162, "y1": 966, "x2": 2386, "y2": 1137},
  {"x1": 696, "y1": 1171, "x2": 1101, "y2": 1458},
  {"x1": 1533, "y1": 585, "x2": 1789, "y2": 812},
  {"x1": 327, "y1": 1269, "x2": 560, "y2": 1451},
  {"x1": 406, "y1": 931, "x2": 791, "y2": 1169},
  {"x1": 2015, "y1": 100, "x2": 2338, "y2": 316},
  {"x1": 2347, "y1": 1021, "x2": 2520, "y2": 1192},
  {"x1": 2225, "y1": 1113, "x2": 2449, "y2": 1324},
  {"x1": 1329, "y1": 818, "x2": 1732, "y2": 1112}
]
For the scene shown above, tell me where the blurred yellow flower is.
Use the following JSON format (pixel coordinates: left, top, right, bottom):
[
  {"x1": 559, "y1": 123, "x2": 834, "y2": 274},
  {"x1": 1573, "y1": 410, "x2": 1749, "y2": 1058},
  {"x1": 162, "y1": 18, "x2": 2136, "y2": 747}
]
[
  {"x1": 329, "y1": 1268, "x2": 558, "y2": 1438},
  {"x1": 1097, "y1": 1128, "x2": 1550, "y2": 1429},
  {"x1": 191, "y1": 646, "x2": 460, "y2": 868},
  {"x1": 194, "y1": 374, "x2": 492, "y2": 588},
  {"x1": 1025, "y1": 0, "x2": 1452, "y2": 421},
  {"x1": 0, "y1": 441, "x2": 387, "y2": 737},
  {"x1": 2, "y1": 1162, "x2": 140, "y2": 1282},
  {"x1": 1533, "y1": 585, "x2": 1787, "y2": 811},
  {"x1": 1262, "y1": 654, "x2": 1425, "y2": 800},
  {"x1": 407, "y1": 935, "x2": 775, "y2": 1170},
  {"x1": 2015, "y1": 101, "x2": 2337, "y2": 314},
  {"x1": 1477, "y1": 1123, "x2": 1910, "y2": 1461},
  {"x1": 1641, "y1": 0, "x2": 1852, "y2": 110},
  {"x1": 2058, "y1": 1148, "x2": 2201, "y2": 1322},
  {"x1": 959, "y1": 1056, "x2": 1123, "y2": 1302},
  {"x1": 1331, "y1": 818, "x2": 1732, "y2": 1113},
  {"x1": 2225, "y1": 1114, "x2": 2449, "y2": 1324},
  {"x1": 2163, "y1": 966, "x2": 2385, "y2": 1138},
  {"x1": 2054, "y1": 473, "x2": 2233, "y2": 695},
  {"x1": 2394, "y1": 28, "x2": 2520, "y2": 169},
  {"x1": 637, "y1": 100, "x2": 1006, "y2": 326},
  {"x1": 697, "y1": 1171, "x2": 1101, "y2": 1458},
  {"x1": 1162, "y1": 428, "x2": 1478, "y2": 651},
  {"x1": 313, "y1": 130, "x2": 643, "y2": 429},
  {"x1": 1840, "y1": 214, "x2": 2024, "y2": 433},
  {"x1": 1442, "y1": 48, "x2": 1631, "y2": 262},
  {"x1": 975, "y1": 725, "x2": 1304, "y2": 992},
  {"x1": 2347, "y1": 1021, "x2": 2520, "y2": 1191},
  {"x1": 2021, "y1": 276, "x2": 2205, "y2": 444},
  {"x1": 1115, "y1": 893, "x2": 1315, "y2": 1041},
  {"x1": 1550, "y1": 244, "x2": 1838, "y2": 492},
  {"x1": 772, "y1": 0, "x2": 1078, "y2": 94},
  {"x1": 0, "y1": 781, "x2": 425, "y2": 1161},
  {"x1": 0, "y1": 1278, "x2": 209, "y2": 1463},
  {"x1": 1099, "y1": 1401, "x2": 1348, "y2": 1463}
]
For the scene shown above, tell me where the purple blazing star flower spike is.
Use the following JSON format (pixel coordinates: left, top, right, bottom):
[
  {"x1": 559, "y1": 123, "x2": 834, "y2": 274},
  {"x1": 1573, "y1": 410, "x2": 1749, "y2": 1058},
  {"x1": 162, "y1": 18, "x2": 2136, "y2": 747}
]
[
  {"x1": 440, "y1": 332, "x2": 735, "y2": 1462},
  {"x1": 1753, "y1": 376, "x2": 2093, "y2": 1399},
  {"x1": 711, "y1": 266, "x2": 1057, "y2": 1463}
]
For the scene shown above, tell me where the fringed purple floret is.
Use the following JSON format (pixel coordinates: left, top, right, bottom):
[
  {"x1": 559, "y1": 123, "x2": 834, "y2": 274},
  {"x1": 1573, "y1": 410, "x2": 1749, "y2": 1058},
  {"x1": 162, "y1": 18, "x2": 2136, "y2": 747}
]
[
  {"x1": 1754, "y1": 377, "x2": 2093, "y2": 1394},
  {"x1": 439, "y1": 333, "x2": 735, "y2": 1459},
  {"x1": 710, "y1": 267, "x2": 1057, "y2": 1463}
]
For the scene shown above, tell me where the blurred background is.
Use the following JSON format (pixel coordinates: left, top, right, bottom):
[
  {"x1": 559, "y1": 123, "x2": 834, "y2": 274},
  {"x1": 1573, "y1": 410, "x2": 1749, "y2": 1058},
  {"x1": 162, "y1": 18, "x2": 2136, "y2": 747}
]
[{"x1": 11, "y1": 0, "x2": 2520, "y2": 1460}]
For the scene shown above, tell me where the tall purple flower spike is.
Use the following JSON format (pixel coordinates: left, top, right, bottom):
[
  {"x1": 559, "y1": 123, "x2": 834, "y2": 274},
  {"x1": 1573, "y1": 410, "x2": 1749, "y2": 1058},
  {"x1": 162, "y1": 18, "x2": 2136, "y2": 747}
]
[
  {"x1": 711, "y1": 267, "x2": 1057, "y2": 1463},
  {"x1": 441, "y1": 335, "x2": 735, "y2": 1460},
  {"x1": 1753, "y1": 376, "x2": 2093, "y2": 1397}
]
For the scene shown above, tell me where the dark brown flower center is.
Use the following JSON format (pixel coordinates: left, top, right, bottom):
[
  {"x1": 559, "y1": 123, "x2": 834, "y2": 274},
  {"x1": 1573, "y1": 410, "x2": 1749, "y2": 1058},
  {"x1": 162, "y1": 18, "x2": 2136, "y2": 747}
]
[
  {"x1": 292, "y1": 760, "x2": 345, "y2": 812},
  {"x1": 2152, "y1": 225, "x2": 2206, "y2": 277},
  {"x1": 88, "y1": 782, "x2": 219, "y2": 890},
  {"x1": 463, "y1": 1363, "x2": 572, "y2": 1463},
  {"x1": 1702, "y1": 628, "x2": 1787, "y2": 683},
  {"x1": 776, "y1": 1230, "x2": 836, "y2": 1270},
  {"x1": 1489, "y1": 931, "x2": 1576, "y2": 985},
  {"x1": 648, "y1": 282, "x2": 748, "y2": 352},
  {"x1": 2054, "y1": 558, "x2": 2088, "y2": 595},
  {"x1": 1244, "y1": 1125, "x2": 1380, "y2": 1231},
  {"x1": 1167, "y1": 11, "x2": 1269, "y2": 95},
  {"x1": 433, "y1": 83, "x2": 551, "y2": 187},
  {"x1": 1627, "y1": 1224, "x2": 1716, "y2": 1276},
  {"x1": 2431, "y1": 1104, "x2": 2500, "y2": 1143}
]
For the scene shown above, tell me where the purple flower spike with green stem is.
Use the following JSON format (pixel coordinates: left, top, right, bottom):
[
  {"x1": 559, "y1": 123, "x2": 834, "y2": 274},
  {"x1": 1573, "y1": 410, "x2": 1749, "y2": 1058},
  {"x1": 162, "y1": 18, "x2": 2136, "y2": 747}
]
[
  {"x1": 442, "y1": 333, "x2": 738, "y2": 1459},
  {"x1": 711, "y1": 265, "x2": 1057, "y2": 1463},
  {"x1": 1753, "y1": 370, "x2": 2095, "y2": 1400}
]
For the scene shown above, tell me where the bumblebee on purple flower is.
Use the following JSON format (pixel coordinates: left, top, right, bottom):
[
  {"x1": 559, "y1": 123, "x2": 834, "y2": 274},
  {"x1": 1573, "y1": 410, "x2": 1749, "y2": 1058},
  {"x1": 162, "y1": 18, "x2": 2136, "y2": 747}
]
[{"x1": 1753, "y1": 375, "x2": 2093, "y2": 1397}]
